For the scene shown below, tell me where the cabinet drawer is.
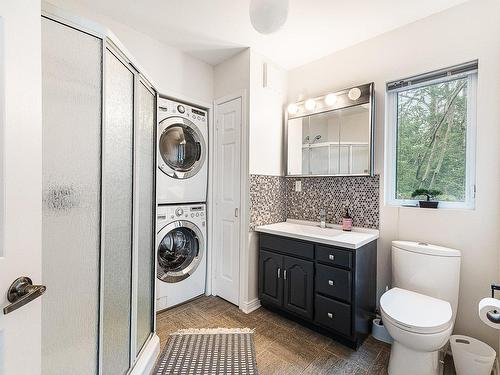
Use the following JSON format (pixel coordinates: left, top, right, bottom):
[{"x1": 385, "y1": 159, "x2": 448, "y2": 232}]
[
  {"x1": 260, "y1": 234, "x2": 314, "y2": 260},
  {"x1": 316, "y1": 245, "x2": 352, "y2": 268},
  {"x1": 315, "y1": 264, "x2": 351, "y2": 302},
  {"x1": 315, "y1": 294, "x2": 351, "y2": 337}
]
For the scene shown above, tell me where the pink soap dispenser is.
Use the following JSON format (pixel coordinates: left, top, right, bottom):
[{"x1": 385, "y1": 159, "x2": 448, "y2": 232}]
[{"x1": 342, "y1": 207, "x2": 352, "y2": 231}]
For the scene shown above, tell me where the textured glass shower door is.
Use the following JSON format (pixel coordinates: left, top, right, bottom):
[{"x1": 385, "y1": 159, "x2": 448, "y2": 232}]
[
  {"x1": 42, "y1": 16, "x2": 156, "y2": 375},
  {"x1": 134, "y1": 81, "x2": 155, "y2": 355},
  {"x1": 101, "y1": 48, "x2": 134, "y2": 375},
  {"x1": 42, "y1": 18, "x2": 102, "y2": 375}
]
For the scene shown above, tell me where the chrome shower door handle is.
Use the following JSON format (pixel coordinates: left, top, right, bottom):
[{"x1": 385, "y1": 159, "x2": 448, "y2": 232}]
[{"x1": 3, "y1": 277, "x2": 46, "y2": 315}]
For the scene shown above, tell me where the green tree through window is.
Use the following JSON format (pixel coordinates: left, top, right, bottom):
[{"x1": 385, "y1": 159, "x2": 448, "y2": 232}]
[{"x1": 395, "y1": 77, "x2": 468, "y2": 202}]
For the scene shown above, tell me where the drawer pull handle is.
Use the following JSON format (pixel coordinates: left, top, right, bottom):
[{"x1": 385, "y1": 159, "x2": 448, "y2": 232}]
[
  {"x1": 328, "y1": 312, "x2": 334, "y2": 319},
  {"x1": 284, "y1": 270, "x2": 287, "y2": 280},
  {"x1": 329, "y1": 254, "x2": 335, "y2": 261},
  {"x1": 328, "y1": 280, "x2": 335, "y2": 286},
  {"x1": 277, "y1": 268, "x2": 281, "y2": 279}
]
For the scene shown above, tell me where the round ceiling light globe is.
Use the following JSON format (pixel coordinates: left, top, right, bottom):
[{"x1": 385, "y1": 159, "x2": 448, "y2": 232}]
[{"x1": 250, "y1": 0, "x2": 289, "y2": 34}]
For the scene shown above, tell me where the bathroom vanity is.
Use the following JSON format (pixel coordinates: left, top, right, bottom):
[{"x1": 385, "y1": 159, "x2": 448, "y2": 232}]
[{"x1": 255, "y1": 221, "x2": 378, "y2": 349}]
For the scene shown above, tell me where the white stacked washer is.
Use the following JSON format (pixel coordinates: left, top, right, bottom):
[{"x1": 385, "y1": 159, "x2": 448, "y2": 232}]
[
  {"x1": 156, "y1": 203, "x2": 207, "y2": 311},
  {"x1": 157, "y1": 97, "x2": 208, "y2": 204}
]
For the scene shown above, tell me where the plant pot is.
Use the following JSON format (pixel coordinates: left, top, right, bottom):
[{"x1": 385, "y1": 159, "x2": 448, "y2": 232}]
[{"x1": 419, "y1": 200, "x2": 439, "y2": 208}]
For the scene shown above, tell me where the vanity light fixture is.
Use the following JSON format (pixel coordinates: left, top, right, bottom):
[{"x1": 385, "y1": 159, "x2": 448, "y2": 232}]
[
  {"x1": 348, "y1": 87, "x2": 362, "y2": 101},
  {"x1": 287, "y1": 103, "x2": 299, "y2": 114},
  {"x1": 305, "y1": 98, "x2": 316, "y2": 111},
  {"x1": 325, "y1": 93, "x2": 337, "y2": 106},
  {"x1": 287, "y1": 84, "x2": 369, "y2": 119}
]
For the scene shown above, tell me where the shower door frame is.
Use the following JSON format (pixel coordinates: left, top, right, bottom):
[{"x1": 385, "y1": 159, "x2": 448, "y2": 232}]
[{"x1": 41, "y1": 4, "x2": 159, "y2": 374}]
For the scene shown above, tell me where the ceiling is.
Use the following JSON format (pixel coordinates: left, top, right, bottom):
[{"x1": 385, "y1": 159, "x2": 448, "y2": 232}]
[{"x1": 63, "y1": 0, "x2": 469, "y2": 69}]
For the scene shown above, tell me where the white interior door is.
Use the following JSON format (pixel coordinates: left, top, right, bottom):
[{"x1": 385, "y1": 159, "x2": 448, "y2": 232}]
[
  {"x1": 0, "y1": 1, "x2": 43, "y2": 374},
  {"x1": 214, "y1": 97, "x2": 242, "y2": 306}
]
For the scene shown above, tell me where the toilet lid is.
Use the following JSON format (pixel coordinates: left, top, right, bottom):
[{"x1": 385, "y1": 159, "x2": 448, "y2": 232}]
[{"x1": 380, "y1": 288, "x2": 452, "y2": 334}]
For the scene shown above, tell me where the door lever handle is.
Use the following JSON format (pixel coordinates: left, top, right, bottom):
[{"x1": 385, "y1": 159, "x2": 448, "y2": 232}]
[{"x1": 3, "y1": 277, "x2": 46, "y2": 315}]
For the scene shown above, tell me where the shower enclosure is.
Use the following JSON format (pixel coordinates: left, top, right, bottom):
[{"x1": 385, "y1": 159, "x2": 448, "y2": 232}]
[{"x1": 41, "y1": 13, "x2": 156, "y2": 375}]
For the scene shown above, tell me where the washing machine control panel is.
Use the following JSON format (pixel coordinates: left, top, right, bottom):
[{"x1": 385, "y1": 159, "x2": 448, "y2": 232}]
[
  {"x1": 158, "y1": 205, "x2": 206, "y2": 223},
  {"x1": 158, "y1": 98, "x2": 207, "y2": 124}
]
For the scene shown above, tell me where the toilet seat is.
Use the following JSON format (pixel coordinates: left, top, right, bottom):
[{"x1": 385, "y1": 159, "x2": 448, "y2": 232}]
[{"x1": 380, "y1": 287, "x2": 452, "y2": 334}]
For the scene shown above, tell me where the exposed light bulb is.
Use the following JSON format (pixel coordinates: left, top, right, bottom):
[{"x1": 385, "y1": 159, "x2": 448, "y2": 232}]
[
  {"x1": 348, "y1": 87, "x2": 362, "y2": 101},
  {"x1": 325, "y1": 93, "x2": 337, "y2": 106},
  {"x1": 249, "y1": 0, "x2": 289, "y2": 34},
  {"x1": 287, "y1": 103, "x2": 299, "y2": 114},
  {"x1": 305, "y1": 99, "x2": 316, "y2": 111}
]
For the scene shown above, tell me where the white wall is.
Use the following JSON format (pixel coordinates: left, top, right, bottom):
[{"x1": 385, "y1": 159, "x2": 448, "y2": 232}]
[
  {"x1": 288, "y1": 0, "x2": 500, "y2": 349},
  {"x1": 213, "y1": 49, "x2": 287, "y2": 309},
  {"x1": 249, "y1": 51, "x2": 287, "y2": 176},
  {"x1": 214, "y1": 49, "x2": 250, "y2": 99},
  {"x1": 245, "y1": 51, "x2": 288, "y2": 307},
  {"x1": 46, "y1": 0, "x2": 214, "y2": 104}
]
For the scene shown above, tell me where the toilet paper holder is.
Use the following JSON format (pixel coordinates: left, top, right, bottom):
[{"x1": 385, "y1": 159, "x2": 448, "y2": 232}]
[
  {"x1": 490, "y1": 283, "x2": 500, "y2": 298},
  {"x1": 487, "y1": 284, "x2": 500, "y2": 324}
]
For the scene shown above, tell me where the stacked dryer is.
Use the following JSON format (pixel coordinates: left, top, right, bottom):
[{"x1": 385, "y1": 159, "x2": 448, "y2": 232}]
[{"x1": 156, "y1": 97, "x2": 208, "y2": 311}]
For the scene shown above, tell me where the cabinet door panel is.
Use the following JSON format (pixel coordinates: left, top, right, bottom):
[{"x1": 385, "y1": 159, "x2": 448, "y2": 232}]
[
  {"x1": 316, "y1": 264, "x2": 351, "y2": 303},
  {"x1": 316, "y1": 245, "x2": 352, "y2": 269},
  {"x1": 260, "y1": 234, "x2": 314, "y2": 260},
  {"x1": 315, "y1": 294, "x2": 351, "y2": 337},
  {"x1": 259, "y1": 250, "x2": 283, "y2": 306},
  {"x1": 283, "y1": 256, "x2": 314, "y2": 319}
]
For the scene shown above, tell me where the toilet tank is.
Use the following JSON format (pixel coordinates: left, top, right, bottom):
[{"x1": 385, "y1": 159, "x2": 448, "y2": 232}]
[{"x1": 392, "y1": 241, "x2": 461, "y2": 319}]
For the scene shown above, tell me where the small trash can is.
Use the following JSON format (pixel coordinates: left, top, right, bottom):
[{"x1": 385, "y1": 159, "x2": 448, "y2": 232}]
[
  {"x1": 372, "y1": 318, "x2": 393, "y2": 344},
  {"x1": 450, "y1": 335, "x2": 496, "y2": 375}
]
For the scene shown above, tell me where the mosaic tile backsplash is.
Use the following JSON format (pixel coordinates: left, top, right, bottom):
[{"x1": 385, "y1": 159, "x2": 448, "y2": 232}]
[
  {"x1": 249, "y1": 175, "x2": 287, "y2": 229},
  {"x1": 249, "y1": 175, "x2": 379, "y2": 229},
  {"x1": 286, "y1": 176, "x2": 379, "y2": 229}
]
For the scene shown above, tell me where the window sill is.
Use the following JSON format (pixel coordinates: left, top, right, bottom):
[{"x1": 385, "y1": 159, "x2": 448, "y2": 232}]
[{"x1": 385, "y1": 202, "x2": 475, "y2": 211}]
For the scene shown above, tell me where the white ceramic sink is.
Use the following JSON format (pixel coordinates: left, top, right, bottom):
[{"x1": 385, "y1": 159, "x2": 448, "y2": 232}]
[
  {"x1": 255, "y1": 220, "x2": 379, "y2": 249},
  {"x1": 285, "y1": 223, "x2": 344, "y2": 237}
]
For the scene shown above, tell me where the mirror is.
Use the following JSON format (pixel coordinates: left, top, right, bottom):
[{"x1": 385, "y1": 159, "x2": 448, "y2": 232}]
[{"x1": 286, "y1": 83, "x2": 374, "y2": 176}]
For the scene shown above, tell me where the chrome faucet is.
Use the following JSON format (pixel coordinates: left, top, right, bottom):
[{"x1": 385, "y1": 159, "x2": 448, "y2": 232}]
[{"x1": 319, "y1": 209, "x2": 326, "y2": 228}]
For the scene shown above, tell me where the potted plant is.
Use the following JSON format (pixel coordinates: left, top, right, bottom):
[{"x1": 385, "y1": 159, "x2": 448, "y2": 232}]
[{"x1": 411, "y1": 189, "x2": 442, "y2": 208}]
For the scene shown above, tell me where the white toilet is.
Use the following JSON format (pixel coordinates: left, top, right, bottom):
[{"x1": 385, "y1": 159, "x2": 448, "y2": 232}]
[{"x1": 380, "y1": 241, "x2": 461, "y2": 375}]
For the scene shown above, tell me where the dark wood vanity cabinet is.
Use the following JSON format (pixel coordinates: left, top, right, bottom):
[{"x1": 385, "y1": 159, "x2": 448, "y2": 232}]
[
  {"x1": 259, "y1": 249, "x2": 314, "y2": 319},
  {"x1": 258, "y1": 233, "x2": 377, "y2": 349}
]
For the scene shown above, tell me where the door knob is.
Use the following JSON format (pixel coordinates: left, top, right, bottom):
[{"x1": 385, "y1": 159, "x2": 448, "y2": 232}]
[{"x1": 3, "y1": 277, "x2": 46, "y2": 315}]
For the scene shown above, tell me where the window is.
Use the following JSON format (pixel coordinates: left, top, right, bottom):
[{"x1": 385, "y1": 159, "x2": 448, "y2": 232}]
[{"x1": 386, "y1": 61, "x2": 477, "y2": 208}]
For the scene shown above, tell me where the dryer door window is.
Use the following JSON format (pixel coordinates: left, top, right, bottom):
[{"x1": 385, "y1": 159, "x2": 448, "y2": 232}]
[
  {"x1": 157, "y1": 221, "x2": 204, "y2": 283},
  {"x1": 158, "y1": 117, "x2": 206, "y2": 179}
]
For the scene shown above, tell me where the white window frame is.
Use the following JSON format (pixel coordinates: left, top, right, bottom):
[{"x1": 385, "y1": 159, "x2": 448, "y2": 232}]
[{"x1": 385, "y1": 70, "x2": 477, "y2": 209}]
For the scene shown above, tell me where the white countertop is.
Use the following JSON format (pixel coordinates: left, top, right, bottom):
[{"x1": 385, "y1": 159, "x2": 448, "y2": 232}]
[{"x1": 255, "y1": 219, "x2": 379, "y2": 249}]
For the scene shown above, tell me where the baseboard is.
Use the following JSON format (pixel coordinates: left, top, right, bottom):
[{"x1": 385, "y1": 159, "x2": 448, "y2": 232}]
[
  {"x1": 239, "y1": 298, "x2": 261, "y2": 314},
  {"x1": 130, "y1": 333, "x2": 160, "y2": 375}
]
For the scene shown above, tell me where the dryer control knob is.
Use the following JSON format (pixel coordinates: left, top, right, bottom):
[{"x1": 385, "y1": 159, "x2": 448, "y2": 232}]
[
  {"x1": 175, "y1": 208, "x2": 184, "y2": 217},
  {"x1": 177, "y1": 105, "x2": 185, "y2": 114}
]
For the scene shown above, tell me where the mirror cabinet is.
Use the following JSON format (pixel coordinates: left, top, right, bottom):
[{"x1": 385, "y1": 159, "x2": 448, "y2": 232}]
[{"x1": 286, "y1": 83, "x2": 374, "y2": 176}]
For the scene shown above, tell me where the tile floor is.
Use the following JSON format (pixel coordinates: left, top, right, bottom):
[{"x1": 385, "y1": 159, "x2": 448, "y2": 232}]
[{"x1": 156, "y1": 295, "x2": 394, "y2": 374}]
